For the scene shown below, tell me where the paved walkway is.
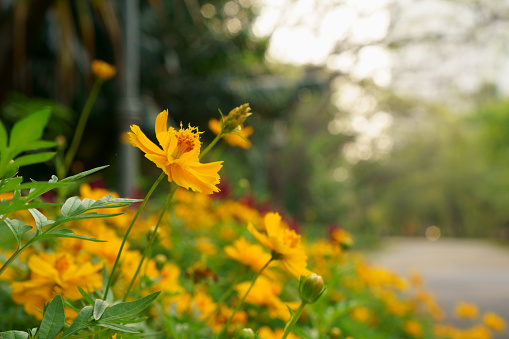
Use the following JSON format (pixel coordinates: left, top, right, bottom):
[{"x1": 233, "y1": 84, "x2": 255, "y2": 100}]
[{"x1": 365, "y1": 237, "x2": 509, "y2": 336}]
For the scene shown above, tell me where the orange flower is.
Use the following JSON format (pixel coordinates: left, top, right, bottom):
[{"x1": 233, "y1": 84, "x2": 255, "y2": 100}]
[
  {"x1": 128, "y1": 110, "x2": 223, "y2": 194},
  {"x1": 91, "y1": 59, "x2": 117, "y2": 80},
  {"x1": 248, "y1": 212, "x2": 311, "y2": 279},
  {"x1": 208, "y1": 118, "x2": 253, "y2": 149}
]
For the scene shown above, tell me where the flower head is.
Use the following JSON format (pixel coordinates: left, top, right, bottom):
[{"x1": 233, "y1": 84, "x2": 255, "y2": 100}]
[
  {"x1": 209, "y1": 118, "x2": 253, "y2": 149},
  {"x1": 248, "y1": 212, "x2": 311, "y2": 279},
  {"x1": 455, "y1": 302, "x2": 479, "y2": 319},
  {"x1": 91, "y1": 60, "x2": 117, "y2": 80},
  {"x1": 128, "y1": 110, "x2": 223, "y2": 194}
]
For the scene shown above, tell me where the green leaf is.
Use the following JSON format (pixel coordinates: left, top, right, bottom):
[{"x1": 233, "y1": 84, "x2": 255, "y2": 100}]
[
  {"x1": 47, "y1": 193, "x2": 140, "y2": 233},
  {"x1": 28, "y1": 209, "x2": 53, "y2": 234},
  {"x1": 77, "y1": 286, "x2": 95, "y2": 306},
  {"x1": 38, "y1": 295, "x2": 65, "y2": 339},
  {"x1": 36, "y1": 232, "x2": 105, "y2": 243},
  {"x1": 61, "y1": 306, "x2": 93, "y2": 338},
  {"x1": 0, "y1": 119, "x2": 7, "y2": 151},
  {"x1": 95, "y1": 322, "x2": 140, "y2": 334},
  {"x1": 16, "y1": 140, "x2": 58, "y2": 154},
  {"x1": 60, "y1": 165, "x2": 109, "y2": 183},
  {"x1": 93, "y1": 299, "x2": 109, "y2": 320},
  {"x1": 0, "y1": 331, "x2": 29, "y2": 339},
  {"x1": 10, "y1": 152, "x2": 56, "y2": 168},
  {"x1": 9, "y1": 108, "x2": 51, "y2": 153},
  {"x1": 4, "y1": 218, "x2": 21, "y2": 247},
  {"x1": 0, "y1": 177, "x2": 23, "y2": 194},
  {"x1": 100, "y1": 291, "x2": 160, "y2": 322}
]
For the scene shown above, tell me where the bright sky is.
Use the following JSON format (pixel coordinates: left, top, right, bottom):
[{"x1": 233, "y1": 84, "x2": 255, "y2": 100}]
[
  {"x1": 252, "y1": 0, "x2": 392, "y2": 86},
  {"x1": 251, "y1": 0, "x2": 394, "y2": 163}
]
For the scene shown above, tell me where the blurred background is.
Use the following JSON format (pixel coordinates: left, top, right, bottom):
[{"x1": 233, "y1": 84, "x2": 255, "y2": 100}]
[{"x1": 2, "y1": 0, "x2": 509, "y2": 241}]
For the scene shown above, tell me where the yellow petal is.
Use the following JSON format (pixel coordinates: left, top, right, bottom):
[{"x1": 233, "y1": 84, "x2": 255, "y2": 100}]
[
  {"x1": 170, "y1": 161, "x2": 222, "y2": 194},
  {"x1": 155, "y1": 109, "x2": 169, "y2": 147},
  {"x1": 128, "y1": 125, "x2": 165, "y2": 156}
]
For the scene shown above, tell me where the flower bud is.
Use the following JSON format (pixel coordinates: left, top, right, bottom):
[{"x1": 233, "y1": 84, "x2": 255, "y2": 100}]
[
  {"x1": 146, "y1": 226, "x2": 160, "y2": 241},
  {"x1": 234, "y1": 328, "x2": 255, "y2": 339},
  {"x1": 91, "y1": 59, "x2": 117, "y2": 80},
  {"x1": 298, "y1": 273, "x2": 326, "y2": 304},
  {"x1": 329, "y1": 327, "x2": 342, "y2": 339},
  {"x1": 222, "y1": 103, "x2": 252, "y2": 134}
]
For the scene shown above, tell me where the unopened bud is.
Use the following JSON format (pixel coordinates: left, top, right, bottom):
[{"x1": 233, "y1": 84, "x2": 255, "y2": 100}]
[
  {"x1": 147, "y1": 226, "x2": 160, "y2": 241},
  {"x1": 235, "y1": 328, "x2": 255, "y2": 339},
  {"x1": 154, "y1": 254, "x2": 167, "y2": 270},
  {"x1": 299, "y1": 273, "x2": 326, "y2": 304},
  {"x1": 91, "y1": 59, "x2": 117, "y2": 80},
  {"x1": 222, "y1": 103, "x2": 252, "y2": 134},
  {"x1": 329, "y1": 327, "x2": 342, "y2": 339}
]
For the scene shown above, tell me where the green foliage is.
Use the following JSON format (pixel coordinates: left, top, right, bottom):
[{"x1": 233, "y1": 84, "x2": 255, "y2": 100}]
[
  {"x1": 61, "y1": 292, "x2": 161, "y2": 338},
  {"x1": 37, "y1": 295, "x2": 65, "y2": 339},
  {"x1": 0, "y1": 108, "x2": 57, "y2": 179}
]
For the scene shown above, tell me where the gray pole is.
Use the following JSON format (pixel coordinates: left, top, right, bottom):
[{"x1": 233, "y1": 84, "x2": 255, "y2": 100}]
[{"x1": 118, "y1": 0, "x2": 141, "y2": 197}]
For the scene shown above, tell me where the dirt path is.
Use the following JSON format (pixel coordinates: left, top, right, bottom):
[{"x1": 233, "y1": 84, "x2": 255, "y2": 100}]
[{"x1": 365, "y1": 237, "x2": 509, "y2": 336}]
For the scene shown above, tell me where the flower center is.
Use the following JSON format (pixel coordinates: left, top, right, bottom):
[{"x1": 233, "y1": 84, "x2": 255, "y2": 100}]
[
  {"x1": 283, "y1": 229, "x2": 300, "y2": 248},
  {"x1": 172, "y1": 128, "x2": 198, "y2": 159}
]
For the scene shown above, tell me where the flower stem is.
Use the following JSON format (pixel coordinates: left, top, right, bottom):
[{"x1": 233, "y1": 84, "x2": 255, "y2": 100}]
[
  {"x1": 217, "y1": 257, "x2": 273, "y2": 338},
  {"x1": 0, "y1": 240, "x2": 34, "y2": 277},
  {"x1": 200, "y1": 133, "x2": 223, "y2": 160},
  {"x1": 103, "y1": 171, "x2": 166, "y2": 299},
  {"x1": 122, "y1": 185, "x2": 178, "y2": 301},
  {"x1": 281, "y1": 301, "x2": 307, "y2": 339},
  {"x1": 60, "y1": 78, "x2": 104, "y2": 178}
]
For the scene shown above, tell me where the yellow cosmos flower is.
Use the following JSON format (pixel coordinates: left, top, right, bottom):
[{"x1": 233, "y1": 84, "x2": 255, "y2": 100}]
[
  {"x1": 10, "y1": 252, "x2": 102, "y2": 319},
  {"x1": 248, "y1": 212, "x2": 311, "y2": 279},
  {"x1": 404, "y1": 319, "x2": 424, "y2": 338},
  {"x1": 235, "y1": 276, "x2": 298, "y2": 321},
  {"x1": 224, "y1": 236, "x2": 273, "y2": 274},
  {"x1": 455, "y1": 301, "x2": 479, "y2": 319},
  {"x1": 128, "y1": 110, "x2": 223, "y2": 194},
  {"x1": 258, "y1": 326, "x2": 300, "y2": 339},
  {"x1": 483, "y1": 312, "x2": 506, "y2": 332},
  {"x1": 91, "y1": 59, "x2": 117, "y2": 80},
  {"x1": 208, "y1": 118, "x2": 254, "y2": 149}
]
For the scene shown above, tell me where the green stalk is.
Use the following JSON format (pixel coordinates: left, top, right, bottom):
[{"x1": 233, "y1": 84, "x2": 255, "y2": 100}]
[
  {"x1": 122, "y1": 185, "x2": 178, "y2": 301},
  {"x1": 281, "y1": 301, "x2": 307, "y2": 339},
  {"x1": 60, "y1": 78, "x2": 104, "y2": 179},
  {"x1": 217, "y1": 257, "x2": 274, "y2": 338},
  {"x1": 0, "y1": 239, "x2": 35, "y2": 276},
  {"x1": 103, "y1": 171, "x2": 166, "y2": 299},
  {"x1": 199, "y1": 132, "x2": 223, "y2": 160}
]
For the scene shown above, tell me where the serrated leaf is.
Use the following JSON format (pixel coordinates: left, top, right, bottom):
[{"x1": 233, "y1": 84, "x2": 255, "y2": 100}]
[
  {"x1": 0, "y1": 331, "x2": 29, "y2": 339},
  {"x1": 9, "y1": 109, "x2": 51, "y2": 153},
  {"x1": 29, "y1": 209, "x2": 53, "y2": 234},
  {"x1": 61, "y1": 306, "x2": 93, "y2": 338},
  {"x1": 38, "y1": 295, "x2": 65, "y2": 339},
  {"x1": 77, "y1": 286, "x2": 95, "y2": 306},
  {"x1": 100, "y1": 291, "x2": 160, "y2": 322},
  {"x1": 10, "y1": 152, "x2": 56, "y2": 168},
  {"x1": 95, "y1": 322, "x2": 140, "y2": 334},
  {"x1": 93, "y1": 299, "x2": 109, "y2": 320}
]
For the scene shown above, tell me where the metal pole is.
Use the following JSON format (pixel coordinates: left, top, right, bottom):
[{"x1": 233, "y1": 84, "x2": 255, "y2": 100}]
[{"x1": 118, "y1": 0, "x2": 141, "y2": 197}]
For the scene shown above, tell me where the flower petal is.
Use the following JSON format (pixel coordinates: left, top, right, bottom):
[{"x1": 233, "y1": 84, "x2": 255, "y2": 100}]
[
  {"x1": 129, "y1": 125, "x2": 165, "y2": 156},
  {"x1": 170, "y1": 161, "x2": 222, "y2": 194},
  {"x1": 155, "y1": 110, "x2": 169, "y2": 148}
]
